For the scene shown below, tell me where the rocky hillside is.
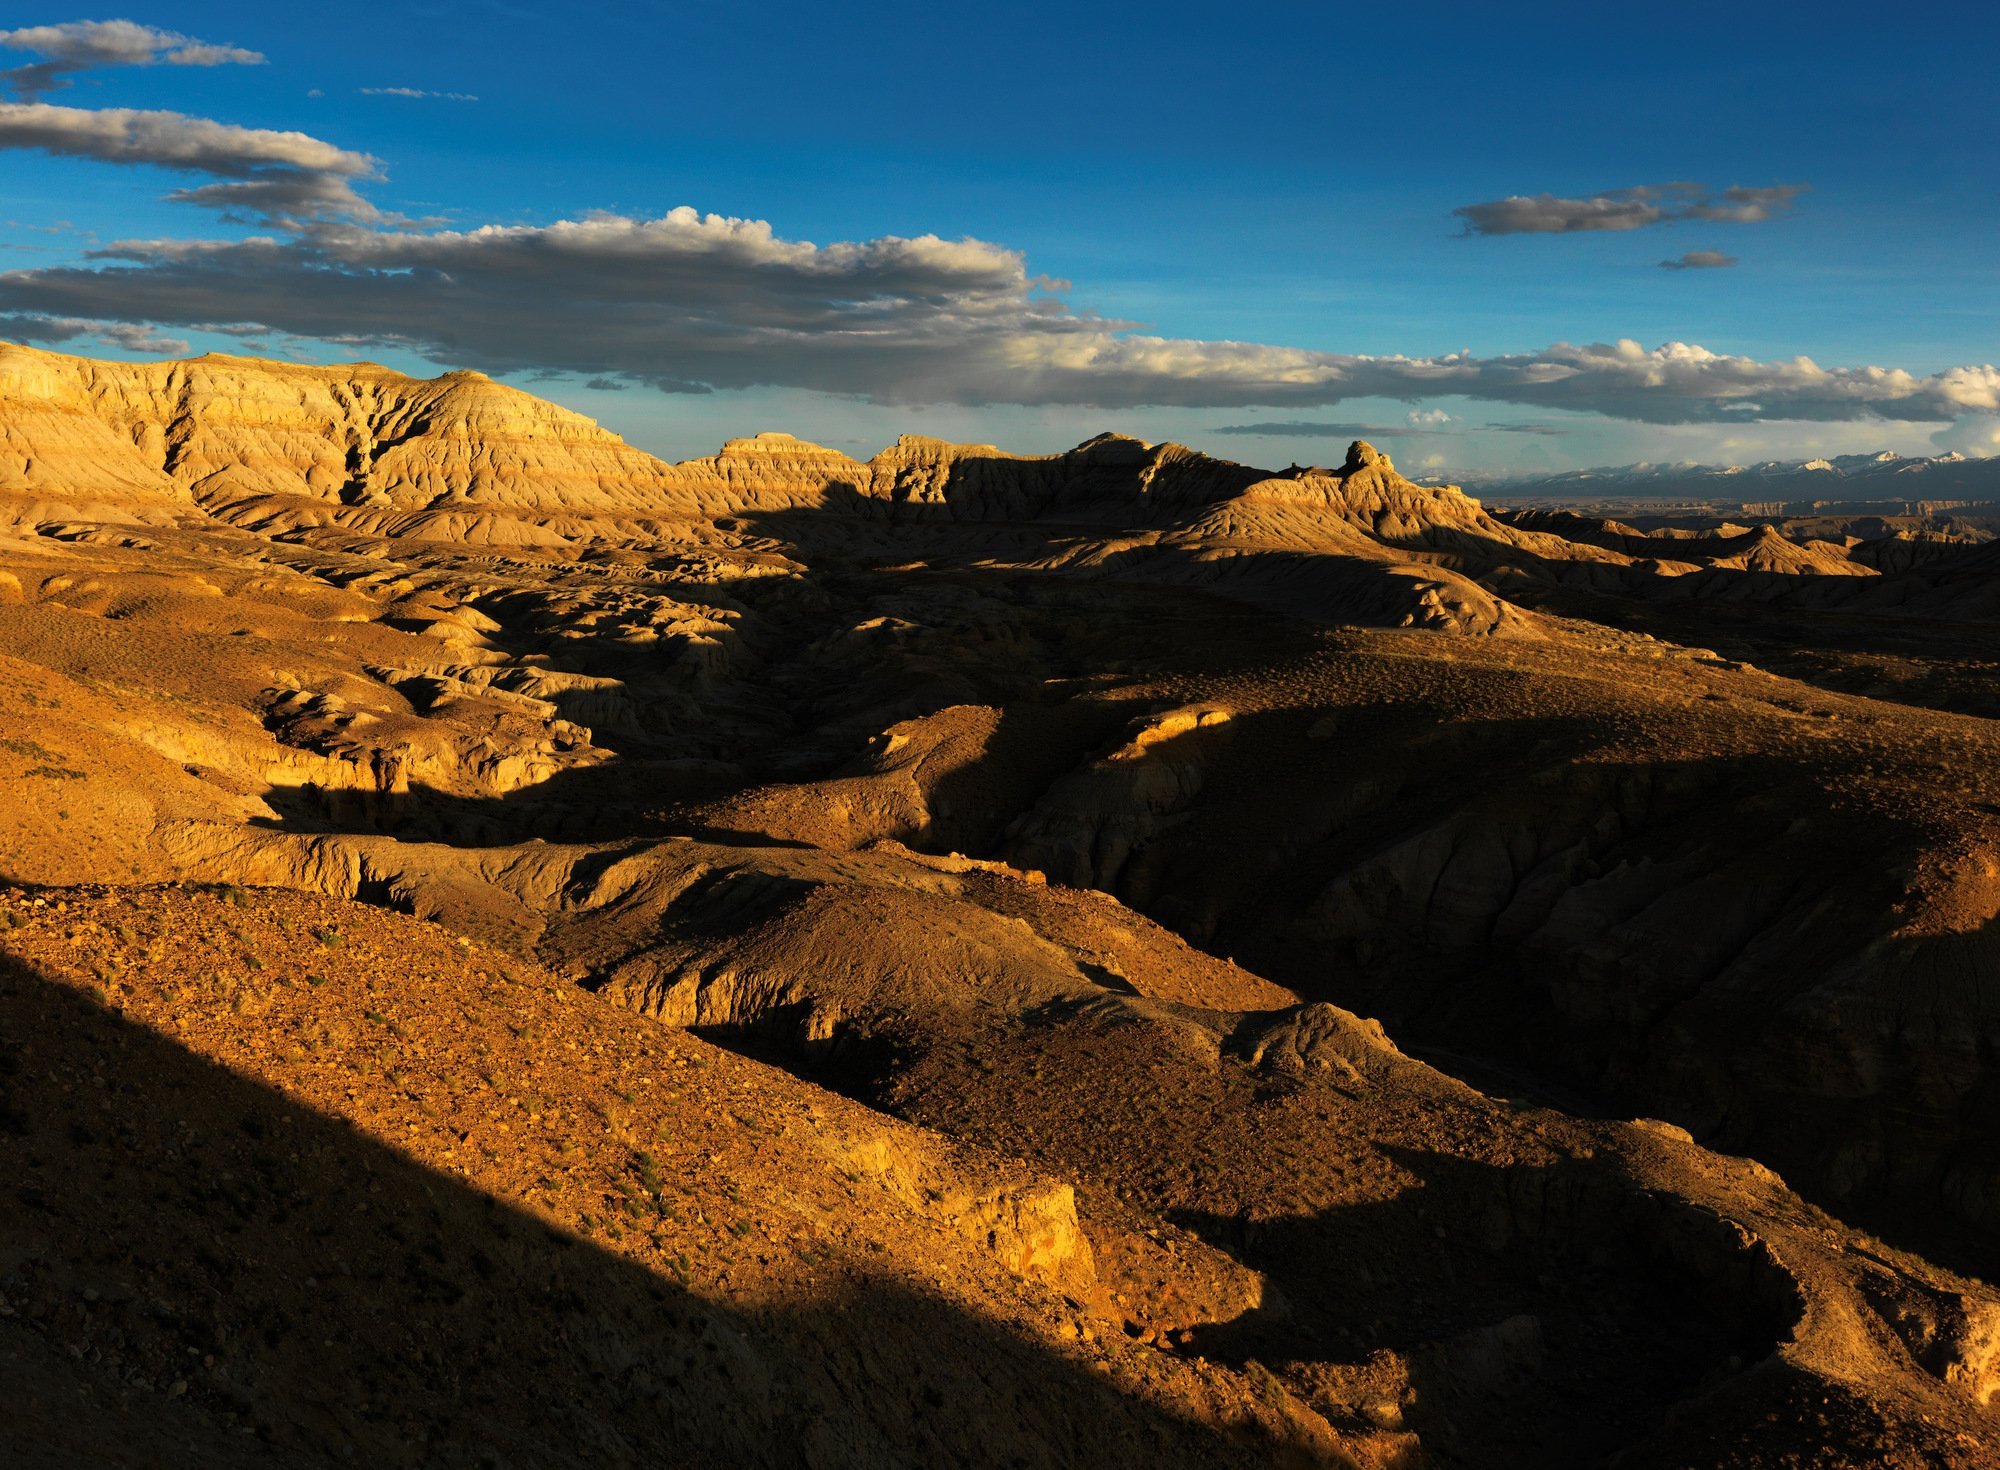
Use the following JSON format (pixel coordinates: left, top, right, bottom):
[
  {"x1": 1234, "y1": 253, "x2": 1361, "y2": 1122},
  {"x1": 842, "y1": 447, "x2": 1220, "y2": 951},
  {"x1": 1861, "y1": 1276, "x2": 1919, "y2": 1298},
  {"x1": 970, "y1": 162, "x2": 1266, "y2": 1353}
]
[{"x1": 5, "y1": 342, "x2": 2000, "y2": 1467}]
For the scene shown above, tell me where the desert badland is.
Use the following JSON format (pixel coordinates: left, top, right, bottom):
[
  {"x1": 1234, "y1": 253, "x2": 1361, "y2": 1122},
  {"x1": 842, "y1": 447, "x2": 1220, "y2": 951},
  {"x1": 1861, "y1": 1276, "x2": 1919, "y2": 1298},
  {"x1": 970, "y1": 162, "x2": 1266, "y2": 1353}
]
[{"x1": 2, "y1": 340, "x2": 2000, "y2": 1465}]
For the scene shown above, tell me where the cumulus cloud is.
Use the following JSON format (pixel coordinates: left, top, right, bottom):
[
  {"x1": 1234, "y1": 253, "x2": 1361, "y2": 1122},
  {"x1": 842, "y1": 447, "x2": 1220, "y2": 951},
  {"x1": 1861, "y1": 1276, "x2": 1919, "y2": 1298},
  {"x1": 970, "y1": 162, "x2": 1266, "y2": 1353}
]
[
  {"x1": 1454, "y1": 183, "x2": 1804, "y2": 236},
  {"x1": 1, "y1": 19, "x2": 262, "y2": 99},
  {"x1": 0, "y1": 85, "x2": 1953, "y2": 429},
  {"x1": 1660, "y1": 250, "x2": 1738, "y2": 270},
  {"x1": 0, "y1": 102, "x2": 388, "y2": 224},
  {"x1": 0, "y1": 207, "x2": 1044, "y2": 391},
  {"x1": 360, "y1": 87, "x2": 477, "y2": 101},
  {"x1": 985, "y1": 333, "x2": 2000, "y2": 422},
  {"x1": 0, "y1": 192, "x2": 1990, "y2": 425},
  {"x1": 1932, "y1": 414, "x2": 2000, "y2": 457}
]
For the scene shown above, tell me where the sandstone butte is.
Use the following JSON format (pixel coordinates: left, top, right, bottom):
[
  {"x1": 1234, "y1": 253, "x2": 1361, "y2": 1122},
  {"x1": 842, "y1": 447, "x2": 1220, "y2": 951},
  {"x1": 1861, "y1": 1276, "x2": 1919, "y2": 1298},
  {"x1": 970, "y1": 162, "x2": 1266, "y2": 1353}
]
[{"x1": 4, "y1": 340, "x2": 2000, "y2": 1468}]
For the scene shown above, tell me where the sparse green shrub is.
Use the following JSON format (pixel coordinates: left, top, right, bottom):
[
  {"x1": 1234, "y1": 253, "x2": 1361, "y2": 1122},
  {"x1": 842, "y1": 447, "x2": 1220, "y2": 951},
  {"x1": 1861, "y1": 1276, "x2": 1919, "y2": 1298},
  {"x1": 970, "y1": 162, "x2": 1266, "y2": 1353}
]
[{"x1": 632, "y1": 1150, "x2": 664, "y2": 1196}]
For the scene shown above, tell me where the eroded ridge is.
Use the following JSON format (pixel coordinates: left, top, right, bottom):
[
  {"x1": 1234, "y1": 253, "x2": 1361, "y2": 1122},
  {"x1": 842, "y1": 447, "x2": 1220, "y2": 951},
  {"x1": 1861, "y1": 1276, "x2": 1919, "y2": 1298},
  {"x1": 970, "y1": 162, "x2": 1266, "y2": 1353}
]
[{"x1": 4, "y1": 343, "x2": 2000, "y2": 1466}]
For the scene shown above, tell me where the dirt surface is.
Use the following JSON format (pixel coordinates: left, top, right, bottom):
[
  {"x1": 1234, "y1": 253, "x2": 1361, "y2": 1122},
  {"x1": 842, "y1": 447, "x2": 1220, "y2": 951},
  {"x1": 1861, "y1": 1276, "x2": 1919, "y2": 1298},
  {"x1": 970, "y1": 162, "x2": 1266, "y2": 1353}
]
[{"x1": 3, "y1": 345, "x2": 2000, "y2": 1464}]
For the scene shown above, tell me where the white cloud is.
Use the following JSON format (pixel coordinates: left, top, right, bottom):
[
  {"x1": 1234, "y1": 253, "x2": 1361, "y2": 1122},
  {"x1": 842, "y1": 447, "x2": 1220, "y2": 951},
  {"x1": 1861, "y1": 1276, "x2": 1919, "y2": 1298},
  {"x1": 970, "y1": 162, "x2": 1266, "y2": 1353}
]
[
  {"x1": 0, "y1": 102, "x2": 367, "y2": 176},
  {"x1": 1454, "y1": 183, "x2": 1804, "y2": 236},
  {"x1": 0, "y1": 102, "x2": 388, "y2": 224},
  {"x1": 1932, "y1": 414, "x2": 2000, "y2": 457},
  {"x1": 0, "y1": 93, "x2": 1979, "y2": 429},
  {"x1": 360, "y1": 87, "x2": 477, "y2": 101},
  {"x1": 0, "y1": 20, "x2": 262, "y2": 99}
]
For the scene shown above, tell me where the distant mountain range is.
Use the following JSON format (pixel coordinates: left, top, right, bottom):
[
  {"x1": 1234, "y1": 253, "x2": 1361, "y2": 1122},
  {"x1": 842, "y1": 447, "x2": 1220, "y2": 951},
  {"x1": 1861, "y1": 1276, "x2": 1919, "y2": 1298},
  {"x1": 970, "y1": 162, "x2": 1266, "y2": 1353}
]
[{"x1": 1475, "y1": 449, "x2": 2000, "y2": 506}]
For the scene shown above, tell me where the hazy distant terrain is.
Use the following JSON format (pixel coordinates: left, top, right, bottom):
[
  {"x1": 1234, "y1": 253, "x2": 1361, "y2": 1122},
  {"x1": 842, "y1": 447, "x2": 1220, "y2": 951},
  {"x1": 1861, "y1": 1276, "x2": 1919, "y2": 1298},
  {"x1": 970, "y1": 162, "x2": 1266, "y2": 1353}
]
[{"x1": 1483, "y1": 449, "x2": 2000, "y2": 515}]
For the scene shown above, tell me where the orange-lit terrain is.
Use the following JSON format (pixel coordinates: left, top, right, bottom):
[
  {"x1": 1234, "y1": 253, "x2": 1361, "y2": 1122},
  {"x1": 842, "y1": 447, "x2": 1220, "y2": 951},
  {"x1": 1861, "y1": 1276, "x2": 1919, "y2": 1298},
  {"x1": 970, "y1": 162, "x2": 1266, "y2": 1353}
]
[{"x1": 5, "y1": 342, "x2": 2000, "y2": 1466}]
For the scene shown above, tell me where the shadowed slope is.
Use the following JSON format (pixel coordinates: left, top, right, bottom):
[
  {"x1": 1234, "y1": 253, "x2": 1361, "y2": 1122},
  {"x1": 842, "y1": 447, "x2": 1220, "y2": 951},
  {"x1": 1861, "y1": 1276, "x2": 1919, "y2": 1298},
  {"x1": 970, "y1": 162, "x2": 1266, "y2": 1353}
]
[{"x1": 0, "y1": 885, "x2": 1352, "y2": 1468}]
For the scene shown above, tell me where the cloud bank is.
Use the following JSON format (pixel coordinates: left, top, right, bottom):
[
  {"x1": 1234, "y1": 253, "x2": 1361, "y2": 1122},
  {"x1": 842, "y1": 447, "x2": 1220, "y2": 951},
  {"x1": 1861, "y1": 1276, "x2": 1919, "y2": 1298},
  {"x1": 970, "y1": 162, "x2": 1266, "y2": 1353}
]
[
  {"x1": 1214, "y1": 416, "x2": 1569, "y2": 440},
  {"x1": 0, "y1": 206, "x2": 1992, "y2": 424},
  {"x1": 0, "y1": 89, "x2": 1984, "y2": 432},
  {"x1": 1454, "y1": 183, "x2": 1804, "y2": 236},
  {"x1": 0, "y1": 20, "x2": 262, "y2": 100},
  {"x1": 0, "y1": 102, "x2": 388, "y2": 225},
  {"x1": 0, "y1": 310, "x2": 188, "y2": 355}
]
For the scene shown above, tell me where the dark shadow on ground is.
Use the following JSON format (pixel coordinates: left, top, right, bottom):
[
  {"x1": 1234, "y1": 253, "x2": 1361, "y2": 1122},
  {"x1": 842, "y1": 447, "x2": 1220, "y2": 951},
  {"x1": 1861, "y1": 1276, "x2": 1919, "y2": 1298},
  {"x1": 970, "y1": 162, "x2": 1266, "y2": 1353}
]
[
  {"x1": 1167, "y1": 1146, "x2": 1798, "y2": 1470},
  {"x1": 0, "y1": 950, "x2": 1270, "y2": 1469}
]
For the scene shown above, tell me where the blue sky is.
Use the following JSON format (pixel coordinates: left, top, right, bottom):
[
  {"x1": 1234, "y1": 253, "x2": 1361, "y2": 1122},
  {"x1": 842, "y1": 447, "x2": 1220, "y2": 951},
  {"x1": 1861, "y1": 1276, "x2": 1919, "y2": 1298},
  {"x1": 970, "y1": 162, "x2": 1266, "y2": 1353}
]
[{"x1": 1, "y1": 2, "x2": 1995, "y2": 477}]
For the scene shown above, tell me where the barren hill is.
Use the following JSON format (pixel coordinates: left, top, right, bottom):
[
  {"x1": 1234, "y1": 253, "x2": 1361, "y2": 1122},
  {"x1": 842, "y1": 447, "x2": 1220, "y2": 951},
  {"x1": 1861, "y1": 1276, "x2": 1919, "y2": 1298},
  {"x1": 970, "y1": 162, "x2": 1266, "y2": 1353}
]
[{"x1": 5, "y1": 343, "x2": 2000, "y2": 1467}]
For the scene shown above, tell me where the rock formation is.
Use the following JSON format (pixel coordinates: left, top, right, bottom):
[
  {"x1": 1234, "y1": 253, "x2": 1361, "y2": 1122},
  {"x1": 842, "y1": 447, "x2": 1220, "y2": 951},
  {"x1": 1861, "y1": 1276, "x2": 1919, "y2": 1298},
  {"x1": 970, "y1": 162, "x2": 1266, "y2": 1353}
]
[{"x1": 5, "y1": 342, "x2": 2000, "y2": 1466}]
